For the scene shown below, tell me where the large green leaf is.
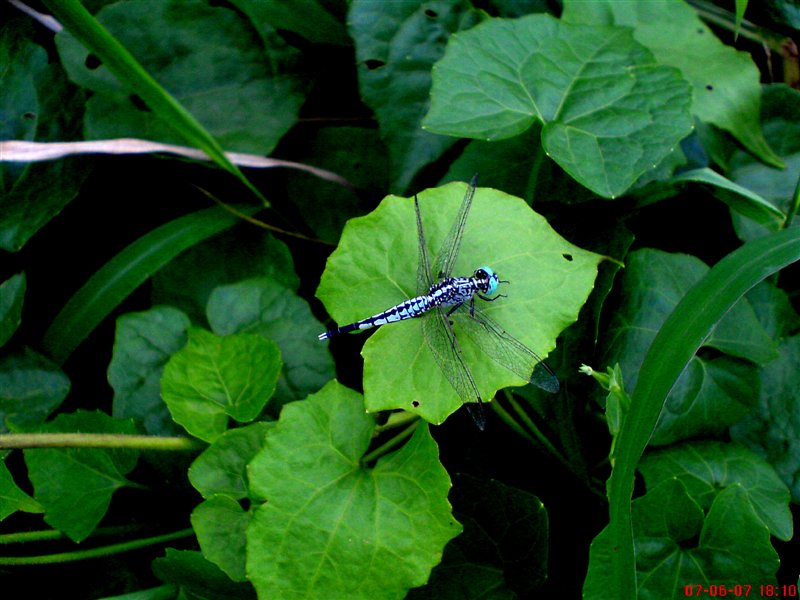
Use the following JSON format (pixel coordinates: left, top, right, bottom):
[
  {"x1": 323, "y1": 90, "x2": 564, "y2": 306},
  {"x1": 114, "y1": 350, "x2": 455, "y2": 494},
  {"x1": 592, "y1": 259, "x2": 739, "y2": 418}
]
[
  {"x1": 728, "y1": 85, "x2": 800, "y2": 242},
  {"x1": 731, "y1": 335, "x2": 800, "y2": 504},
  {"x1": 233, "y1": 0, "x2": 348, "y2": 46},
  {"x1": 442, "y1": 126, "x2": 603, "y2": 210},
  {"x1": 411, "y1": 474, "x2": 548, "y2": 598},
  {"x1": 0, "y1": 24, "x2": 90, "y2": 252},
  {"x1": 192, "y1": 495, "x2": 252, "y2": 583},
  {"x1": 0, "y1": 461, "x2": 43, "y2": 521},
  {"x1": 152, "y1": 230, "x2": 299, "y2": 326},
  {"x1": 349, "y1": 0, "x2": 483, "y2": 190},
  {"x1": 189, "y1": 422, "x2": 272, "y2": 501},
  {"x1": 585, "y1": 478, "x2": 779, "y2": 598},
  {"x1": 152, "y1": 548, "x2": 256, "y2": 600},
  {"x1": 746, "y1": 279, "x2": 800, "y2": 341},
  {"x1": 161, "y1": 328, "x2": 281, "y2": 443},
  {"x1": 23, "y1": 410, "x2": 139, "y2": 542},
  {"x1": 0, "y1": 157, "x2": 91, "y2": 253},
  {"x1": 189, "y1": 423, "x2": 272, "y2": 582},
  {"x1": 0, "y1": 349, "x2": 70, "y2": 433},
  {"x1": 55, "y1": 0, "x2": 307, "y2": 157},
  {"x1": 316, "y1": 181, "x2": 600, "y2": 426},
  {"x1": 563, "y1": 0, "x2": 783, "y2": 168},
  {"x1": 282, "y1": 126, "x2": 390, "y2": 242},
  {"x1": 601, "y1": 249, "x2": 776, "y2": 445},
  {"x1": 108, "y1": 306, "x2": 191, "y2": 436},
  {"x1": 47, "y1": 0, "x2": 284, "y2": 205},
  {"x1": 0, "y1": 273, "x2": 26, "y2": 348},
  {"x1": 639, "y1": 441, "x2": 792, "y2": 541},
  {"x1": 423, "y1": 14, "x2": 693, "y2": 198},
  {"x1": 247, "y1": 381, "x2": 461, "y2": 599},
  {"x1": 670, "y1": 168, "x2": 786, "y2": 230},
  {"x1": 207, "y1": 277, "x2": 335, "y2": 405}
]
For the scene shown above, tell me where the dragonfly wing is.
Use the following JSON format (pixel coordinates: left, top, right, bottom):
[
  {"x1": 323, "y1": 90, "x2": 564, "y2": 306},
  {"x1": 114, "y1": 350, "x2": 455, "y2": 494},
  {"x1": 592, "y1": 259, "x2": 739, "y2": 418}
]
[
  {"x1": 422, "y1": 308, "x2": 486, "y2": 430},
  {"x1": 455, "y1": 306, "x2": 560, "y2": 394},
  {"x1": 432, "y1": 174, "x2": 479, "y2": 280},
  {"x1": 415, "y1": 195, "x2": 435, "y2": 295}
]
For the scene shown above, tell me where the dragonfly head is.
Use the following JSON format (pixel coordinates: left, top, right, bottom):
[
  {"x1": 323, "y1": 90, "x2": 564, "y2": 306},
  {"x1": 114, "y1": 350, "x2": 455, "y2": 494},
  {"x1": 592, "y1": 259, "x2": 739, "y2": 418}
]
[{"x1": 474, "y1": 266, "x2": 499, "y2": 295}]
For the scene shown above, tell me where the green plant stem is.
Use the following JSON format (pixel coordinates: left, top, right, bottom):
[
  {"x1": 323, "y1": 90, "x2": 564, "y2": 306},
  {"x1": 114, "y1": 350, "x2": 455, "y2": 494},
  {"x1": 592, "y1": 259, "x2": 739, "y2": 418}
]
[
  {"x1": 0, "y1": 524, "x2": 141, "y2": 545},
  {"x1": 195, "y1": 185, "x2": 332, "y2": 245},
  {"x1": 526, "y1": 142, "x2": 546, "y2": 204},
  {"x1": 0, "y1": 433, "x2": 203, "y2": 451},
  {"x1": 688, "y1": 0, "x2": 787, "y2": 52},
  {"x1": 374, "y1": 410, "x2": 419, "y2": 433},
  {"x1": 0, "y1": 528, "x2": 193, "y2": 565},
  {"x1": 505, "y1": 392, "x2": 565, "y2": 461},
  {"x1": 361, "y1": 420, "x2": 419, "y2": 464},
  {"x1": 496, "y1": 391, "x2": 605, "y2": 499},
  {"x1": 491, "y1": 397, "x2": 535, "y2": 441},
  {"x1": 785, "y1": 171, "x2": 800, "y2": 230}
]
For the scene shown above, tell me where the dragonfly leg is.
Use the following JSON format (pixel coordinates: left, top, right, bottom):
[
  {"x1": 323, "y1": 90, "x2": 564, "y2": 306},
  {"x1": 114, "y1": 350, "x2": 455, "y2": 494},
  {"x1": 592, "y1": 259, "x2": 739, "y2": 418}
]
[
  {"x1": 477, "y1": 292, "x2": 506, "y2": 302},
  {"x1": 445, "y1": 302, "x2": 465, "y2": 318}
]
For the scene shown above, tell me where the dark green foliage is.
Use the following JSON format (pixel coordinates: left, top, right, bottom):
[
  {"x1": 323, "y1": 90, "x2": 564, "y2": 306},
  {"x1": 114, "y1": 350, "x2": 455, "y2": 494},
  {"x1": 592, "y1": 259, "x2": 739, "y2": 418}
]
[{"x1": 1, "y1": 1, "x2": 798, "y2": 598}]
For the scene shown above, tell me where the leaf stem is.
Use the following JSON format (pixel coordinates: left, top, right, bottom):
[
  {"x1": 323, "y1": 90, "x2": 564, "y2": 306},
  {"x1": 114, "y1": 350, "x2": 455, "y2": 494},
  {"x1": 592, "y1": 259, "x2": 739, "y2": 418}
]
[
  {"x1": 0, "y1": 433, "x2": 203, "y2": 451},
  {"x1": 374, "y1": 410, "x2": 419, "y2": 433},
  {"x1": 491, "y1": 396, "x2": 536, "y2": 442},
  {"x1": 361, "y1": 420, "x2": 419, "y2": 464},
  {"x1": 0, "y1": 528, "x2": 194, "y2": 565},
  {"x1": 506, "y1": 392, "x2": 568, "y2": 463},
  {"x1": 195, "y1": 185, "x2": 334, "y2": 246},
  {"x1": 495, "y1": 390, "x2": 572, "y2": 471},
  {"x1": 495, "y1": 391, "x2": 605, "y2": 499},
  {"x1": 785, "y1": 171, "x2": 800, "y2": 230},
  {"x1": 688, "y1": 0, "x2": 788, "y2": 52},
  {"x1": 0, "y1": 524, "x2": 141, "y2": 545},
  {"x1": 526, "y1": 142, "x2": 546, "y2": 204}
]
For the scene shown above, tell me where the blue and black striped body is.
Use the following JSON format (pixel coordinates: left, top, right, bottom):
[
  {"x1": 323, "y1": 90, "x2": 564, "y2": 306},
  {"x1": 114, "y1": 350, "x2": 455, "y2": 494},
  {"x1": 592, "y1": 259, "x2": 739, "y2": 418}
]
[{"x1": 318, "y1": 267, "x2": 499, "y2": 341}]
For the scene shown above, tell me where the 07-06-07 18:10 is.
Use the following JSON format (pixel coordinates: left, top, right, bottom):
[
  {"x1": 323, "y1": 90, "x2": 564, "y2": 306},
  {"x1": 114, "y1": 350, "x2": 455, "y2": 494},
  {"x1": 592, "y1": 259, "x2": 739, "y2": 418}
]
[{"x1": 683, "y1": 583, "x2": 798, "y2": 598}]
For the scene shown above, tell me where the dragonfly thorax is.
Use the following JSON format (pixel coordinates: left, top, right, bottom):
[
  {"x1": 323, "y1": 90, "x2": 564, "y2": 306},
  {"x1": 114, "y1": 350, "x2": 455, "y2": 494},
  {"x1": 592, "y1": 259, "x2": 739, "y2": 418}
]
[{"x1": 427, "y1": 266, "x2": 500, "y2": 309}]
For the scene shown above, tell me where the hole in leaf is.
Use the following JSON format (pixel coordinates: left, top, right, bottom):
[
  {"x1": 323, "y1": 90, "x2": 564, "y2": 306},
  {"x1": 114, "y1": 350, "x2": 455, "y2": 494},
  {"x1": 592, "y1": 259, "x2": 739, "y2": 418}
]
[
  {"x1": 412, "y1": 400, "x2": 420, "y2": 408},
  {"x1": 365, "y1": 59, "x2": 385, "y2": 71},
  {"x1": 562, "y1": 253, "x2": 573, "y2": 262},
  {"x1": 706, "y1": 84, "x2": 714, "y2": 91},
  {"x1": 22, "y1": 112, "x2": 36, "y2": 121},
  {"x1": 85, "y1": 54, "x2": 102, "y2": 69},
  {"x1": 424, "y1": 8, "x2": 438, "y2": 18},
  {"x1": 130, "y1": 94, "x2": 151, "y2": 112}
]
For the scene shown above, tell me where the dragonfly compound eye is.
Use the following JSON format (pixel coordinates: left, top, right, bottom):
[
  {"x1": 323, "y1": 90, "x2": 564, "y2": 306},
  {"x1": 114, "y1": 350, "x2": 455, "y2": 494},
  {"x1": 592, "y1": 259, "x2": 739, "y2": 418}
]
[{"x1": 475, "y1": 266, "x2": 498, "y2": 295}]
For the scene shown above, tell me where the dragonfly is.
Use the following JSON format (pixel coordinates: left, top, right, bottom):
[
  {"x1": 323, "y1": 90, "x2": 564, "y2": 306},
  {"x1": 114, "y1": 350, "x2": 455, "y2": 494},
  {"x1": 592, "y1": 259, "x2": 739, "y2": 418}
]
[{"x1": 318, "y1": 174, "x2": 559, "y2": 429}]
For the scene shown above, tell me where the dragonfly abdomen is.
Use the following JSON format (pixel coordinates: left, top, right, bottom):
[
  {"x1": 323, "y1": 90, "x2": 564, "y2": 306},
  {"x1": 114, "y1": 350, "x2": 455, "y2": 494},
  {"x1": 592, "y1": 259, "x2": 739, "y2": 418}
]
[{"x1": 317, "y1": 294, "x2": 434, "y2": 340}]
